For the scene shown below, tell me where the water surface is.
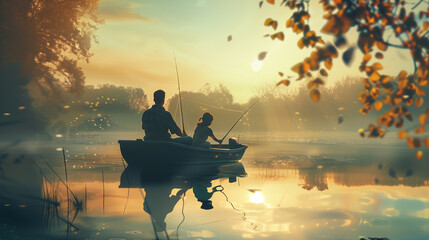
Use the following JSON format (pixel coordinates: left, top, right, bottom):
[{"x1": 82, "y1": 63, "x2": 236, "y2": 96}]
[{"x1": 1, "y1": 132, "x2": 428, "y2": 240}]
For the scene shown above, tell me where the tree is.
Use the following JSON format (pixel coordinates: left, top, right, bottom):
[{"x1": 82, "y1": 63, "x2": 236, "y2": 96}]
[
  {"x1": 260, "y1": 0, "x2": 429, "y2": 158},
  {"x1": 0, "y1": 0, "x2": 100, "y2": 137}
]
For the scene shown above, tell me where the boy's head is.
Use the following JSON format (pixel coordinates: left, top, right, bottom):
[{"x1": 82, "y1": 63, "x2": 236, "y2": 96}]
[
  {"x1": 154, "y1": 90, "x2": 165, "y2": 105},
  {"x1": 201, "y1": 112, "x2": 214, "y2": 126}
]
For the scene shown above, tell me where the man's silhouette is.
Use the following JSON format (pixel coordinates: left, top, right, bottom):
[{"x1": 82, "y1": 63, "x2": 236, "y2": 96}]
[{"x1": 142, "y1": 90, "x2": 191, "y2": 143}]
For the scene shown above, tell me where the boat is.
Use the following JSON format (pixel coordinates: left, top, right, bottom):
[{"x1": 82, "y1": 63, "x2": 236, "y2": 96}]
[
  {"x1": 118, "y1": 139, "x2": 247, "y2": 166},
  {"x1": 119, "y1": 161, "x2": 247, "y2": 188}
]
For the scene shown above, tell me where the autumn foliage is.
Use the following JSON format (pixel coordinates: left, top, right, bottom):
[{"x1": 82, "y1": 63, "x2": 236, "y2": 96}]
[
  {"x1": 0, "y1": 0, "x2": 100, "y2": 96},
  {"x1": 260, "y1": 0, "x2": 429, "y2": 158}
]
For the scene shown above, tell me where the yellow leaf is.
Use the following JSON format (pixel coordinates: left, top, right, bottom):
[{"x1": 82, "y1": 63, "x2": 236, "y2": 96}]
[
  {"x1": 363, "y1": 53, "x2": 372, "y2": 62},
  {"x1": 319, "y1": 69, "x2": 328, "y2": 77},
  {"x1": 398, "y1": 130, "x2": 407, "y2": 139},
  {"x1": 264, "y1": 18, "x2": 273, "y2": 26},
  {"x1": 310, "y1": 89, "x2": 320, "y2": 102},
  {"x1": 416, "y1": 151, "x2": 424, "y2": 160},
  {"x1": 369, "y1": 71, "x2": 381, "y2": 82},
  {"x1": 325, "y1": 57, "x2": 332, "y2": 70},
  {"x1": 398, "y1": 70, "x2": 408, "y2": 79},
  {"x1": 381, "y1": 75, "x2": 391, "y2": 84},
  {"x1": 272, "y1": 21, "x2": 278, "y2": 30},
  {"x1": 407, "y1": 137, "x2": 421, "y2": 149},
  {"x1": 276, "y1": 79, "x2": 290, "y2": 86},
  {"x1": 276, "y1": 32, "x2": 284, "y2": 41},
  {"x1": 374, "y1": 101, "x2": 383, "y2": 111},
  {"x1": 266, "y1": 0, "x2": 274, "y2": 4},
  {"x1": 375, "y1": 52, "x2": 384, "y2": 59},
  {"x1": 424, "y1": 138, "x2": 429, "y2": 148},
  {"x1": 419, "y1": 113, "x2": 427, "y2": 126},
  {"x1": 291, "y1": 62, "x2": 303, "y2": 73},
  {"x1": 298, "y1": 38, "x2": 304, "y2": 49},
  {"x1": 377, "y1": 41, "x2": 387, "y2": 51},
  {"x1": 373, "y1": 63, "x2": 383, "y2": 71},
  {"x1": 415, "y1": 97, "x2": 424, "y2": 107}
]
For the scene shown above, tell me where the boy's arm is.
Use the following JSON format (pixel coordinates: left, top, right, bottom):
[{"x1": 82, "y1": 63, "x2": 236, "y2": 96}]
[{"x1": 210, "y1": 135, "x2": 222, "y2": 144}]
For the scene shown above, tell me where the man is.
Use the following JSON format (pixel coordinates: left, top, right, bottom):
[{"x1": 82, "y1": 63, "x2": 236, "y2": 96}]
[{"x1": 142, "y1": 90, "x2": 190, "y2": 143}]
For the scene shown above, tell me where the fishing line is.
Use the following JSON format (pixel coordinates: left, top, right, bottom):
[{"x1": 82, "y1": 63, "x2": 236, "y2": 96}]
[
  {"x1": 176, "y1": 191, "x2": 186, "y2": 240},
  {"x1": 184, "y1": 98, "x2": 243, "y2": 113}
]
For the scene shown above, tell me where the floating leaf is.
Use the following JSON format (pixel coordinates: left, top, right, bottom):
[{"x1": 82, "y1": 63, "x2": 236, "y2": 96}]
[
  {"x1": 259, "y1": 0, "x2": 263, "y2": 8},
  {"x1": 342, "y1": 47, "x2": 355, "y2": 66},
  {"x1": 278, "y1": 72, "x2": 283, "y2": 77},
  {"x1": 398, "y1": 130, "x2": 407, "y2": 139},
  {"x1": 374, "y1": 101, "x2": 383, "y2": 111},
  {"x1": 276, "y1": 79, "x2": 290, "y2": 86},
  {"x1": 310, "y1": 89, "x2": 320, "y2": 102},
  {"x1": 416, "y1": 151, "x2": 424, "y2": 160},
  {"x1": 258, "y1": 51, "x2": 267, "y2": 60},
  {"x1": 266, "y1": 0, "x2": 274, "y2": 4},
  {"x1": 227, "y1": 35, "x2": 232, "y2": 41},
  {"x1": 338, "y1": 116, "x2": 344, "y2": 124},
  {"x1": 276, "y1": 32, "x2": 284, "y2": 40}
]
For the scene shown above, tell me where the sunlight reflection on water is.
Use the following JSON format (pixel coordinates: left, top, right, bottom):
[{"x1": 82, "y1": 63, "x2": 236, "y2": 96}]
[{"x1": 1, "y1": 131, "x2": 429, "y2": 240}]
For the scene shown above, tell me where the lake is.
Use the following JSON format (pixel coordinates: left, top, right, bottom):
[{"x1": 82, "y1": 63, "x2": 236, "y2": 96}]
[{"x1": 1, "y1": 131, "x2": 428, "y2": 240}]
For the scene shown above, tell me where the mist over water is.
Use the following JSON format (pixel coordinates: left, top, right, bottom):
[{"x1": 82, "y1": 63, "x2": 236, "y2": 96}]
[{"x1": 1, "y1": 131, "x2": 428, "y2": 240}]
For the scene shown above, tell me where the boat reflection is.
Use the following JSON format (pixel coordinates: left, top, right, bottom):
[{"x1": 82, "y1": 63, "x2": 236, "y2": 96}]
[{"x1": 119, "y1": 161, "x2": 247, "y2": 236}]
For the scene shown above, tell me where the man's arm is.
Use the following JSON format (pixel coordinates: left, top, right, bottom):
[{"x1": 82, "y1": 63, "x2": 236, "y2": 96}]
[{"x1": 166, "y1": 112, "x2": 183, "y2": 136}]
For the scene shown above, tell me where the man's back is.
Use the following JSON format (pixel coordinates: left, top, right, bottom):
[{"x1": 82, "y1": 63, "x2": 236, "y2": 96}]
[{"x1": 142, "y1": 105, "x2": 181, "y2": 140}]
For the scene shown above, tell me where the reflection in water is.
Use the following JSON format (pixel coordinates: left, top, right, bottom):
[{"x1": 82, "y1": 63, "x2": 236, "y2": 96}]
[
  {"x1": 2, "y1": 132, "x2": 429, "y2": 239},
  {"x1": 119, "y1": 162, "x2": 247, "y2": 237}
]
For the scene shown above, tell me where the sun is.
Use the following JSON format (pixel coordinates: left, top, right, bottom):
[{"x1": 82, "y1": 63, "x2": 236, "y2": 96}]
[
  {"x1": 250, "y1": 191, "x2": 264, "y2": 204},
  {"x1": 251, "y1": 59, "x2": 264, "y2": 72}
]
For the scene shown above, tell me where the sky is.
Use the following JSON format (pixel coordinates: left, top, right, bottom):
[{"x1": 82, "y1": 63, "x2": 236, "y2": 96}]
[{"x1": 81, "y1": 0, "x2": 416, "y2": 104}]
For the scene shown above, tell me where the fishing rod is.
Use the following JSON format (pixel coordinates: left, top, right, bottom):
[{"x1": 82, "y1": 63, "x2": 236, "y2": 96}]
[
  {"x1": 220, "y1": 99, "x2": 260, "y2": 144},
  {"x1": 174, "y1": 53, "x2": 185, "y2": 133}
]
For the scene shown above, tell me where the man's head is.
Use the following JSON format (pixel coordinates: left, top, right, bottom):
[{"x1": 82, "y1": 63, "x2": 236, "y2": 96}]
[{"x1": 154, "y1": 90, "x2": 165, "y2": 105}]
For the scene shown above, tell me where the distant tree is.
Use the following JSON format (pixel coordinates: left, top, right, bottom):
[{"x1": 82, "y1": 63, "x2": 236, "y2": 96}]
[
  {"x1": 260, "y1": 0, "x2": 429, "y2": 158},
  {"x1": 51, "y1": 84, "x2": 148, "y2": 133}
]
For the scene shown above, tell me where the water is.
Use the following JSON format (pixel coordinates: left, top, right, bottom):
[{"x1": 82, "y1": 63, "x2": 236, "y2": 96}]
[{"x1": 1, "y1": 132, "x2": 429, "y2": 240}]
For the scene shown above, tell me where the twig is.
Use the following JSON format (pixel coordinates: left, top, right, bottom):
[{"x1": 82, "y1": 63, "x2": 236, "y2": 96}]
[
  {"x1": 62, "y1": 148, "x2": 70, "y2": 237},
  {"x1": 121, "y1": 159, "x2": 130, "y2": 215}
]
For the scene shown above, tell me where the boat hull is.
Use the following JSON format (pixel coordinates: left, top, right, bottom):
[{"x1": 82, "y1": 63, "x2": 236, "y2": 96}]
[{"x1": 118, "y1": 139, "x2": 247, "y2": 166}]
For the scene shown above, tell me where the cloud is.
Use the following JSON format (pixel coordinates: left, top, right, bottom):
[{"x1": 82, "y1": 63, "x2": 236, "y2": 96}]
[
  {"x1": 83, "y1": 61, "x2": 171, "y2": 85},
  {"x1": 97, "y1": 0, "x2": 151, "y2": 22}
]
